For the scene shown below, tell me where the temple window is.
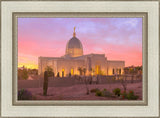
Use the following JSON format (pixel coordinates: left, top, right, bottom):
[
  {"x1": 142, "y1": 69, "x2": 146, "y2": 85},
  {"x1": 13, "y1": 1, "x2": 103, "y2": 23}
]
[
  {"x1": 62, "y1": 69, "x2": 65, "y2": 77},
  {"x1": 71, "y1": 68, "x2": 74, "y2": 75}
]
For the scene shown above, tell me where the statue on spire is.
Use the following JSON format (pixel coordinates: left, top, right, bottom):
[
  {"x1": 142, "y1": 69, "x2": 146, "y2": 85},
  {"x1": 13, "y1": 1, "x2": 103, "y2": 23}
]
[
  {"x1": 73, "y1": 26, "x2": 76, "y2": 37},
  {"x1": 74, "y1": 27, "x2": 76, "y2": 32}
]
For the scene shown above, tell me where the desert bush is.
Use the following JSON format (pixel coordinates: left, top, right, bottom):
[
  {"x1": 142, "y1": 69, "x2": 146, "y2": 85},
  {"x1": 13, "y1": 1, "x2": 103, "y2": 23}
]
[
  {"x1": 95, "y1": 90, "x2": 102, "y2": 96},
  {"x1": 18, "y1": 89, "x2": 32, "y2": 100},
  {"x1": 94, "y1": 89, "x2": 112, "y2": 97},
  {"x1": 126, "y1": 90, "x2": 139, "y2": 100},
  {"x1": 21, "y1": 68, "x2": 29, "y2": 80},
  {"x1": 90, "y1": 88, "x2": 100, "y2": 93},
  {"x1": 113, "y1": 88, "x2": 121, "y2": 96},
  {"x1": 102, "y1": 90, "x2": 112, "y2": 97},
  {"x1": 121, "y1": 91, "x2": 128, "y2": 99},
  {"x1": 121, "y1": 90, "x2": 139, "y2": 100},
  {"x1": 32, "y1": 96, "x2": 37, "y2": 100}
]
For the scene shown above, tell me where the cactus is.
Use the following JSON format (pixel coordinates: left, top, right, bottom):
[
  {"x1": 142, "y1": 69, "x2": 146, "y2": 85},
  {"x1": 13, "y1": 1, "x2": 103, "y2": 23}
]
[
  {"x1": 43, "y1": 71, "x2": 48, "y2": 96},
  {"x1": 18, "y1": 89, "x2": 32, "y2": 100}
]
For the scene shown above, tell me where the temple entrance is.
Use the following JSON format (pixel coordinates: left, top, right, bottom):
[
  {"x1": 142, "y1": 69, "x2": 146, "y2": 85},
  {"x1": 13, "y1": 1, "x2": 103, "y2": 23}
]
[{"x1": 95, "y1": 65, "x2": 100, "y2": 75}]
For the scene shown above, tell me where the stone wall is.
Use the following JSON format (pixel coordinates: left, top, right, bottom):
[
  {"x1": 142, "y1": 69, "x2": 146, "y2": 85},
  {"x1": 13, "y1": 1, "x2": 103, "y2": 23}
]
[
  {"x1": 18, "y1": 75, "x2": 142, "y2": 89},
  {"x1": 107, "y1": 60, "x2": 125, "y2": 75}
]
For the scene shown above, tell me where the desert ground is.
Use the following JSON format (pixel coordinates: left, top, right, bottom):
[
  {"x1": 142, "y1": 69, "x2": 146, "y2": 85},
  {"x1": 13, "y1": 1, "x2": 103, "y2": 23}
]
[{"x1": 25, "y1": 82, "x2": 142, "y2": 100}]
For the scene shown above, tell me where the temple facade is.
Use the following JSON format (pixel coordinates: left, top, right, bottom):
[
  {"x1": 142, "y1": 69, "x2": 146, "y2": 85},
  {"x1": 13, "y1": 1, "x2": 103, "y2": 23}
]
[{"x1": 38, "y1": 27, "x2": 125, "y2": 77}]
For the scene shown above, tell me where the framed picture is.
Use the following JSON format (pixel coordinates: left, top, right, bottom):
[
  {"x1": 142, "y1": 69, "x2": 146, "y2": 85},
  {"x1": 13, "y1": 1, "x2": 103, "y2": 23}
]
[{"x1": 1, "y1": 0, "x2": 159, "y2": 118}]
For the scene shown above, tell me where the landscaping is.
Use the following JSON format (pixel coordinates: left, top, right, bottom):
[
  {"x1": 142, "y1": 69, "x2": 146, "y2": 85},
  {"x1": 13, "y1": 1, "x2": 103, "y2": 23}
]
[
  {"x1": 18, "y1": 82, "x2": 142, "y2": 100},
  {"x1": 90, "y1": 87, "x2": 139, "y2": 100}
]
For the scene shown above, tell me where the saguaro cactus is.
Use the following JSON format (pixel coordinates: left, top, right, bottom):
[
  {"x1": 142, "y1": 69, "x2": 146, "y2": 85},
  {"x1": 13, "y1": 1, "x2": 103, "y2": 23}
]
[{"x1": 43, "y1": 71, "x2": 48, "y2": 96}]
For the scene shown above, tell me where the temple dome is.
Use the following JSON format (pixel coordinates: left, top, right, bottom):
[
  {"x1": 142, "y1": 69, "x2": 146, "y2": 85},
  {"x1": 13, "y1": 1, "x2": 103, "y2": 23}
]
[
  {"x1": 65, "y1": 27, "x2": 83, "y2": 57},
  {"x1": 66, "y1": 37, "x2": 83, "y2": 49}
]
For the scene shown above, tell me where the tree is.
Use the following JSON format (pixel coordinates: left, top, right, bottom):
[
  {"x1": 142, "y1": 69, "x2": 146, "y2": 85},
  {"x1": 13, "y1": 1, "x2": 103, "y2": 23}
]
[
  {"x1": 84, "y1": 77, "x2": 89, "y2": 95},
  {"x1": 45, "y1": 66, "x2": 53, "y2": 77},
  {"x1": 52, "y1": 72, "x2": 55, "y2": 78},
  {"x1": 120, "y1": 75, "x2": 127, "y2": 92},
  {"x1": 82, "y1": 68, "x2": 89, "y2": 94},
  {"x1": 129, "y1": 68, "x2": 135, "y2": 83},
  {"x1": 100, "y1": 70, "x2": 105, "y2": 75},
  {"x1": 32, "y1": 69, "x2": 38, "y2": 75},
  {"x1": 18, "y1": 69, "x2": 22, "y2": 80},
  {"x1": 124, "y1": 67, "x2": 129, "y2": 74},
  {"x1": 82, "y1": 68, "x2": 86, "y2": 76},
  {"x1": 78, "y1": 67, "x2": 83, "y2": 75},
  {"x1": 21, "y1": 68, "x2": 28, "y2": 80}
]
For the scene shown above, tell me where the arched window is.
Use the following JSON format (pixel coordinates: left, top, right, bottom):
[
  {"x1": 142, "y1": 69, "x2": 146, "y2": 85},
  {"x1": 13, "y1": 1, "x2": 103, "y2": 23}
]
[
  {"x1": 95, "y1": 65, "x2": 100, "y2": 75},
  {"x1": 71, "y1": 68, "x2": 74, "y2": 75},
  {"x1": 62, "y1": 69, "x2": 65, "y2": 77}
]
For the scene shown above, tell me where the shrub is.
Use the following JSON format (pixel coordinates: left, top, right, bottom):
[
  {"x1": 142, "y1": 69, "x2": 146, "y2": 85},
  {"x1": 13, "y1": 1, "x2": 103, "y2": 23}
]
[
  {"x1": 21, "y1": 69, "x2": 28, "y2": 80},
  {"x1": 94, "y1": 89, "x2": 112, "y2": 97},
  {"x1": 113, "y1": 88, "x2": 121, "y2": 96},
  {"x1": 102, "y1": 90, "x2": 112, "y2": 97},
  {"x1": 90, "y1": 88, "x2": 100, "y2": 93},
  {"x1": 121, "y1": 91, "x2": 127, "y2": 99},
  {"x1": 95, "y1": 90, "x2": 102, "y2": 96},
  {"x1": 18, "y1": 89, "x2": 32, "y2": 100},
  {"x1": 126, "y1": 90, "x2": 139, "y2": 100}
]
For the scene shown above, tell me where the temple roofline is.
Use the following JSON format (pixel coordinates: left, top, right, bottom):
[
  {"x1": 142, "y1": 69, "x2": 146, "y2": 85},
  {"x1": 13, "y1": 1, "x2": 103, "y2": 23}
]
[
  {"x1": 107, "y1": 60, "x2": 125, "y2": 63},
  {"x1": 38, "y1": 56, "x2": 61, "y2": 59}
]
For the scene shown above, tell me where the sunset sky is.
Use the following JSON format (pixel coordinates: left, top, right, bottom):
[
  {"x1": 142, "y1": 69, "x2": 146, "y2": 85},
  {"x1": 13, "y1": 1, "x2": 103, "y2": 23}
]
[{"x1": 18, "y1": 18, "x2": 142, "y2": 69}]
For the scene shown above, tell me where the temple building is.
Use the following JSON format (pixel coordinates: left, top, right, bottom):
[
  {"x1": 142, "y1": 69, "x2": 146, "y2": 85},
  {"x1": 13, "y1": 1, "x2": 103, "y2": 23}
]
[{"x1": 38, "y1": 27, "x2": 125, "y2": 77}]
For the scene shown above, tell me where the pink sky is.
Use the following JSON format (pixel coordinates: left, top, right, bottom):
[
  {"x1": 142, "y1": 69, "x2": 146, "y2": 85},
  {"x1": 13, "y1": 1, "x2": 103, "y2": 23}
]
[{"x1": 18, "y1": 18, "x2": 142, "y2": 69}]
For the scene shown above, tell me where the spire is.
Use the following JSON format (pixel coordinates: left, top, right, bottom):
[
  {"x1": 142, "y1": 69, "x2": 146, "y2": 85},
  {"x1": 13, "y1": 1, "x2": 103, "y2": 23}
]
[{"x1": 73, "y1": 26, "x2": 76, "y2": 37}]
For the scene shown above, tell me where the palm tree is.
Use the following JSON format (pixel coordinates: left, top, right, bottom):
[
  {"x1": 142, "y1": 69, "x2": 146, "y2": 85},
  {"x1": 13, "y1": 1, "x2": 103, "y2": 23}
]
[
  {"x1": 82, "y1": 68, "x2": 89, "y2": 94},
  {"x1": 129, "y1": 68, "x2": 134, "y2": 83},
  {"x1": 82, "y1": 68, "x2": 86, "y2": 76},
  {"x1": 78, "y1": 67, "x2": 83, "y2": 75},
  {"x1": 21, "y1": 68, "x2": 28, "y2": 80}
]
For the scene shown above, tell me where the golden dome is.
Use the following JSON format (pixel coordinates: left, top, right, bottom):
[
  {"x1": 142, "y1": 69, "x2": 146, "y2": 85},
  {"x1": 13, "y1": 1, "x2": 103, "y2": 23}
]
[{"x1": 65, "y1": 27, "x2": 83, "y2": 57}]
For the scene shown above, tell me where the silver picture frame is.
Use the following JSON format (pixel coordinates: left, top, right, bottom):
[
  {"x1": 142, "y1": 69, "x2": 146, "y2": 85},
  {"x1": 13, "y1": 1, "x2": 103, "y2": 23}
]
[{"x1": 1, "y1": 0, "x2": 159, "y2": 118}]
